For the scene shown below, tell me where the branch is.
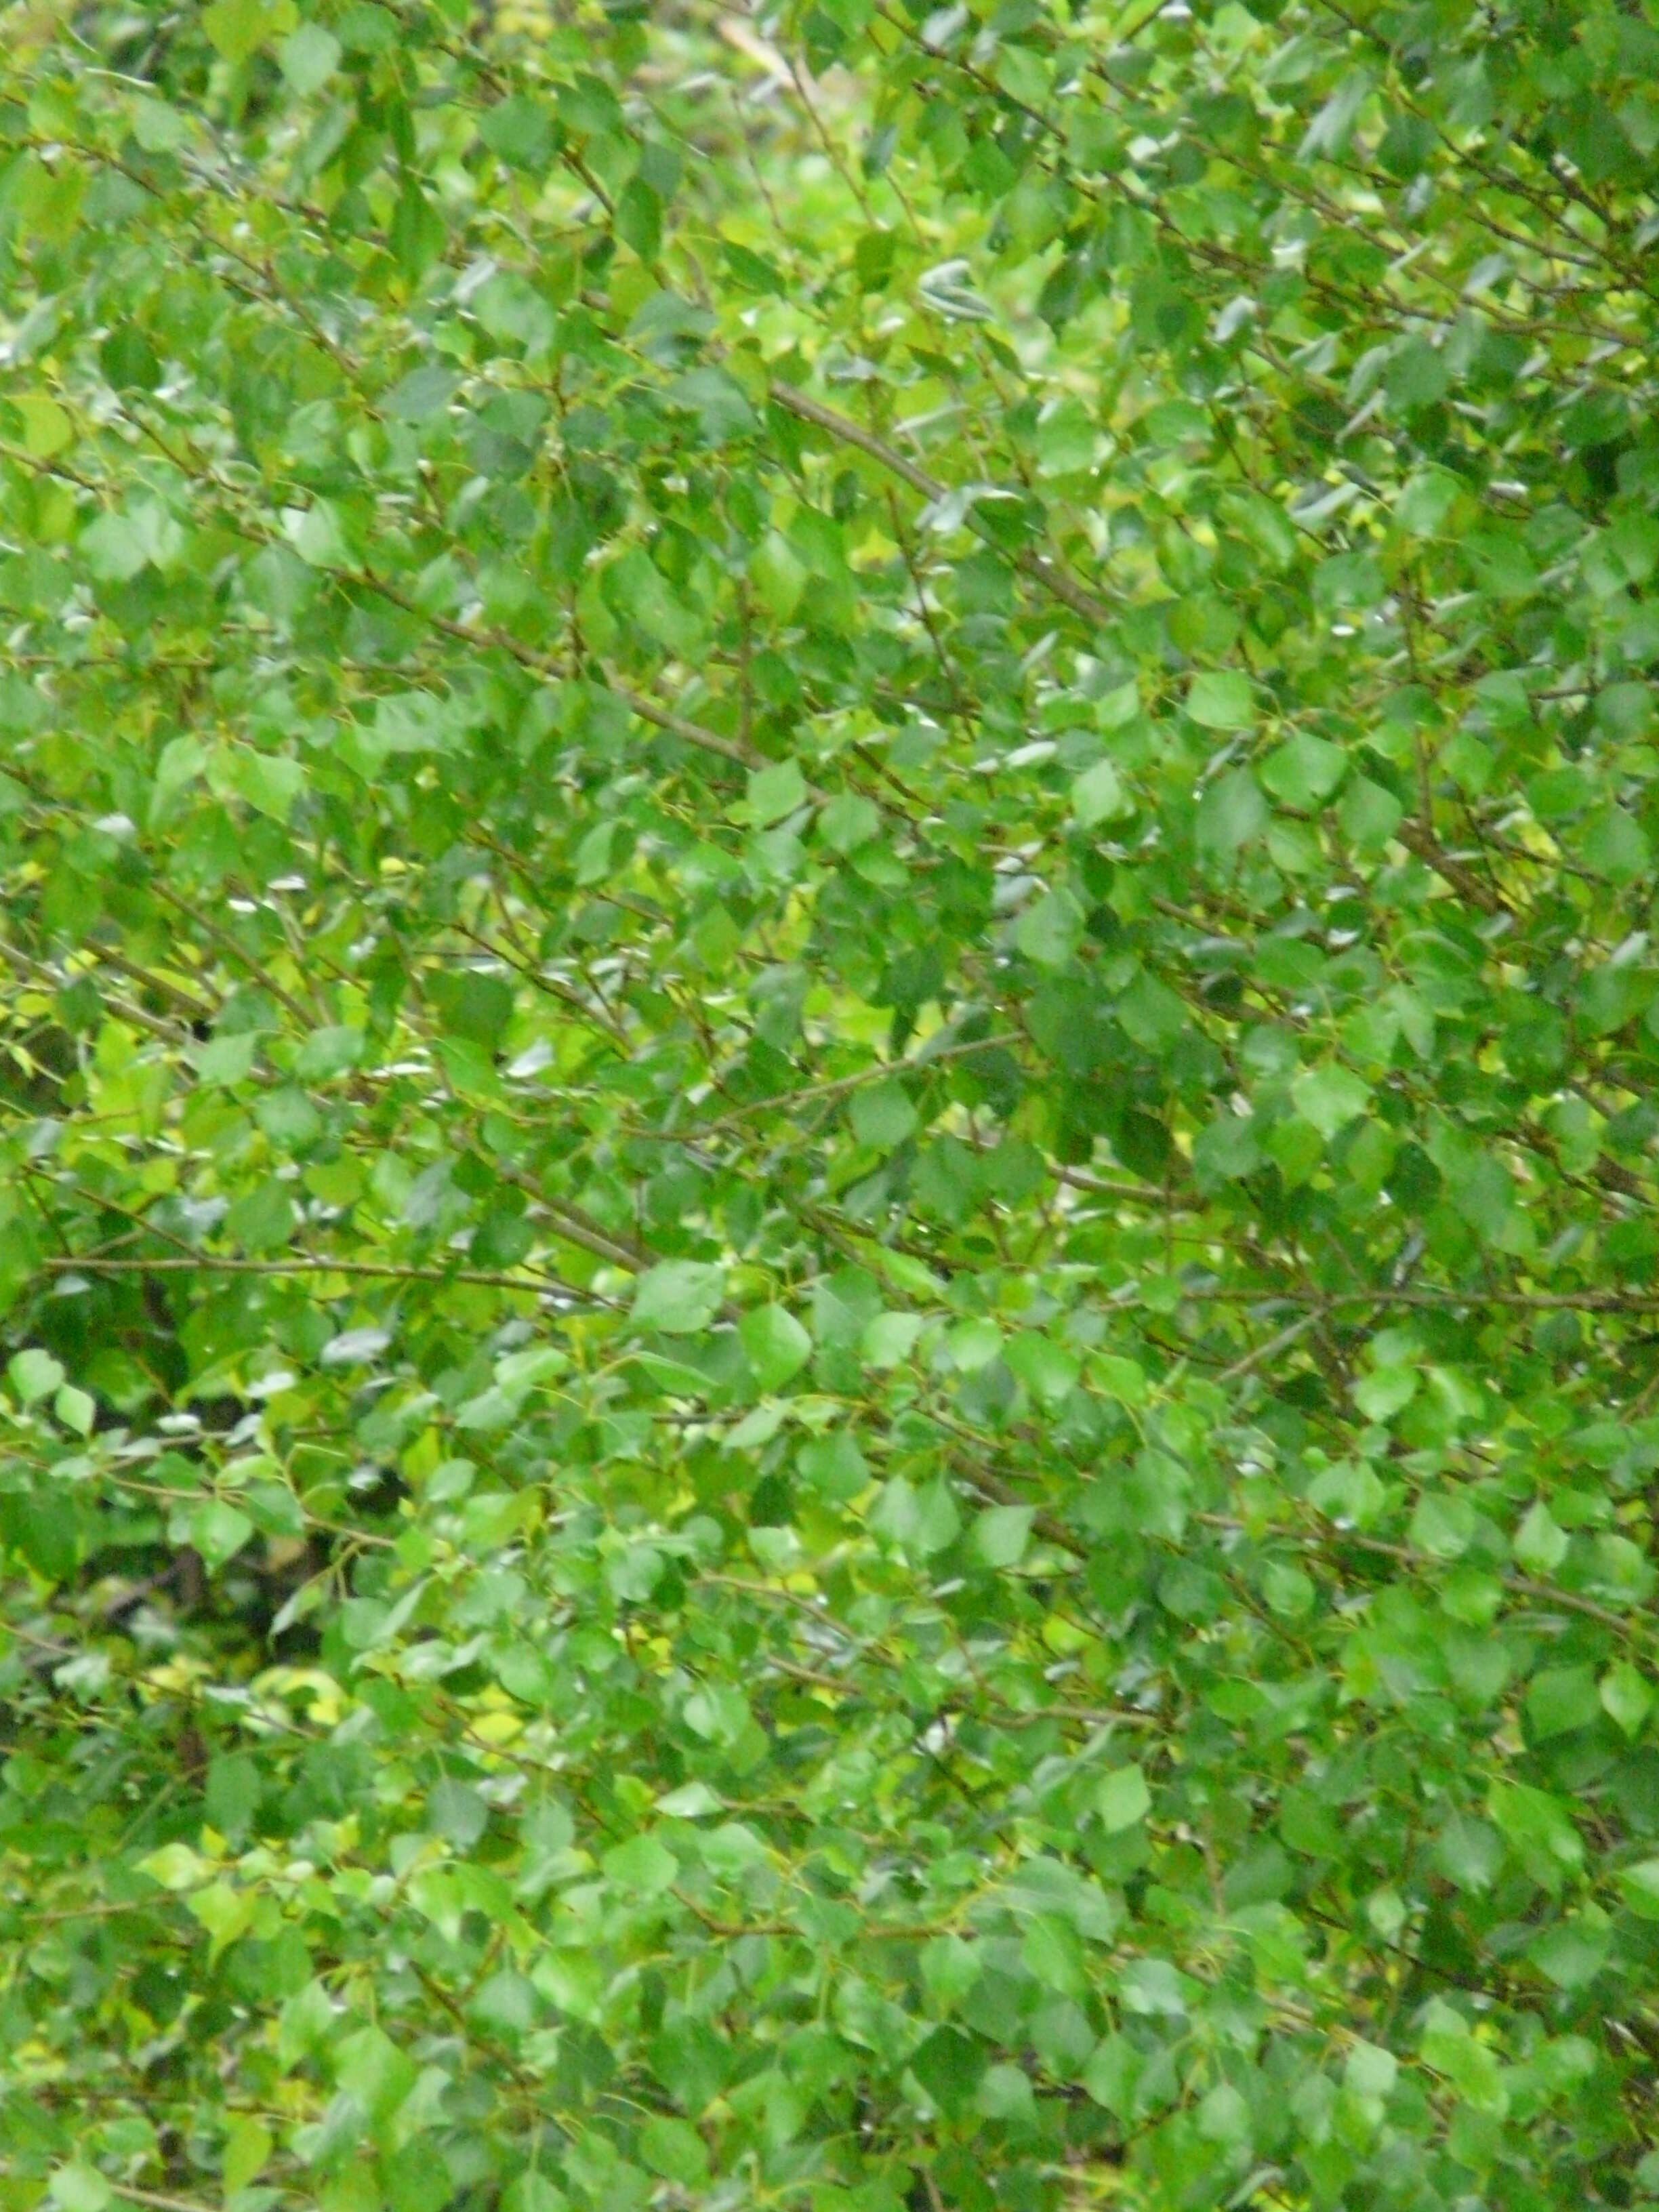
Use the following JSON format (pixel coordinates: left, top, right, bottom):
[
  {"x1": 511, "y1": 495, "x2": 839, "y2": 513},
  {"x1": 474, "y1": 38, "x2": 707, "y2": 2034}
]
[
  {"x1": 1195, "y1": 1512, "x2": 1641, "y2": 1639},
  {"x1": 768, "y1": 382, "x2": 1115, "y2": 629},
  {"x1": 1170, "y1": 1284, "x2": 1659, "y2": 1313},
  {"x1": 112, "y1": 2187, "x2": 228, "y2": 2212},
  {"x1": 39, "y1": 1253, "x2": 609, "y2": 1303},
  {"x1": 630, "y1": 1030, "x2": 1023, "y2": 1140}
]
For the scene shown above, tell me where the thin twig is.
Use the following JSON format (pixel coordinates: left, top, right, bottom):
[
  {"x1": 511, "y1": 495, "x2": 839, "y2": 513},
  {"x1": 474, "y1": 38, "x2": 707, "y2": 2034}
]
[{"x1": 39, "y1": 1253, "x2": 609, "y2": 1302}]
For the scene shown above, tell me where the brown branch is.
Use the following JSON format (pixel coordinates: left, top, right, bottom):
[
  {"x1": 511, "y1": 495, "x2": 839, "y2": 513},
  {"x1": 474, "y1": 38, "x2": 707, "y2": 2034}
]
[
  {"x1": 767, "y1": 382, "x2": 1114, "y2": 629},
  {"x1": 39, "y1": 1253, "x2": 609, "y2": 1301}
]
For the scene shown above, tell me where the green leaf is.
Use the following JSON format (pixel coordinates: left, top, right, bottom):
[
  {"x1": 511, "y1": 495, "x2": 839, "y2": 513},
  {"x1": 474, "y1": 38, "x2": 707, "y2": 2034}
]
[
  {"x1": 278, "y1": 22, "x2": 341, "y2": 92},
  {"x1": 187, "y1": 1500, "x2": 255, "y2": 1570},
  {"x1": 602, "y1": 1834, "x2": 679, "y2": 1895},
  {"x1": 1489, "y1": 1781, "x2": 1584, "y2": 1882},
  {"x1": 202, "y1": 0, "x2": 288, "y2": 65},
  {"x1": 368, "y1": 691, "x2": 466, "y2": 756},
  {"x1": 850, "y1": 1080, "x2": 918, "y2": 1150},
  {"x1": 1339, "y1": 775, "x2": 1404, "y2": 852},
  {"x1": 673, "y1": 368, "x2": 760, "y2": 449},
  {"x1": 1578, "y1": 804, "x2": 1650, "y2": 885},
  {"x1": 869, "y1": 1473, "x2": 959, "y2": 1553},
  {"x1": 1600, "y1": 1663, "x2": 1654, "y2": 1738},
  {"x1": 1186, "y1": 672, "x2": 1255, "y2": 729},
  {"x1": 1396, "y1": 468, "x2": 1461, "y2": 537},
  {"x1": 501, "y1": 2177, "x2": 569, "y2": 2212},
  {"x1": 293, "y1": 1026, "x2": 364, "y2": 1081},
  {"x1": 746, "y1": 759, "x2": 808, "y2": 824},
  {"x1": 617, "y1": 179, "x2": 664, "y2": 262},
  {"x1": 138, "y1": 1843, "x2": 208, "y2": 1891},
  {"x1": 1419, "y1": 1999, "x2": 1508, "y2": 2113},
  {"x1": 81, "y1": 513, "x2": 148, "y2": 582},
  {"x1": 1353, "y1": 1366, "x2": 1416, "y2": 1422},
  {"x1": 1345, "y1": 2040, "x2": 1399, "y2": 2100},
  {"x1": 1094, "y1": 1765, "x2": 1151, "y2": 1832},
  {"x1": 909, "y1": 2027, "x2": 985, "y2": 2118},
  {"x1": 1410, "y1": 1490, "x2": 1475, "y2": 1559},
  {"x1": 54, "y1": 1383, "x2": 94, "y2": 1436},
  {"x1": 186, "y1": 1879, "x2": 255, "y2": 1965},
  {"x1": 48, "y1": 2169, "x2": 111, "y2": 2212},
  {"x1": 1258, "y1": 731, "x2": 1346, "y2": 806},
  {"x1": 1617, "y1": 1859, "x2": 1659, "y2": 1920},
  {"x1": 860, "y1": 1311, "x2": 924, "y2": 1368},
  {"x1": 1528, "y1": 1919, "x2": 1610, "y2": 1990},
  {"x1": 1514, "y1": 1500, "x2": 1568, "y2": 1574},
  {"x1": 222, "y1": 2117, "x2": 273, "y2": 2195},
  {"x1": 1014, "y1": 889, "x2": 1084, "y2": 968},
  {"x1": 798, "y1": 1433, "x2": 870, "y2": 1500},
  {"x1": 480, "y1": 96, "x2": 558, "y2": 173},
  {"x1": 752, "y1": 531, "x2": 807, "y2": 618},
  {"x1": 192, "y1": 1031, "x2": 262, "y2": 1087},
  {"x1": 1002, "y1": 1332, "x2": 1078, "y2": 1404},
  {"x1": 224, "y1": 1180, "x2": 295, "y2": 1252},
  {"x1": 1082, "y1": 2036, "x2": 1142, "y2": 2116},
  {"x1": 9, "y1": 1347, "x2": 64, "y2": 1404},
  {"x1": 16, "y1": 395, "x2": 73, "y2": 457},
  {"x1": 637, "y1": 2118, "x2": 708, "y2": 2186},
  {"x1": 633, "y1": 1262, "x2": 727, "y2": 1335},
  {"x1": 223, "y1": 749, "x2": 305, "y2": 823},
  {"x1": 739, "y1": 1305, "x2": 813, "y2": 1389},
  {"x1": 1525, "y1": 1665, "x2": 1601, "y2": 1741},
  {"x1": 1071, "y1": 758, "x2": 1132, "y2": 826},
  {"x1": 971, "y1": 1504, "x2": 1033, "y2": 1567},
  {"x1": 334, "y1": 2024, "x2": 417, "y2": 2125},
  {"x1": 606, "y1": 548, "x2": 704, "y2": 656},
  {"x1": 1195, "y1": 769, "x2": 1267, "y2": 859},
  {"x1": 428, "y1": 969, "x2": 515, "y2": 1049},
  {"x1": 1292, "y1": 1064, "x2": 1370, "y2": 1138}
]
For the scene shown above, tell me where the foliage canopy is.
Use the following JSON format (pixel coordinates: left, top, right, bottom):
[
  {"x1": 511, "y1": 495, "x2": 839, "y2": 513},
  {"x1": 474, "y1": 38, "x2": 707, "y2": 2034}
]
[{"x1": 1, "y1": 0, "x2": 1658, "y2": 2207}]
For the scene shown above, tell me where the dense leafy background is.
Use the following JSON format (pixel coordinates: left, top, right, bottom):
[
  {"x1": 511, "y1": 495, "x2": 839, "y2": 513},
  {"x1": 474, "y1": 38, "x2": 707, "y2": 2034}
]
[{"x1": 1, "y1": 0, "x2": 1658, "y2": 2207}]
